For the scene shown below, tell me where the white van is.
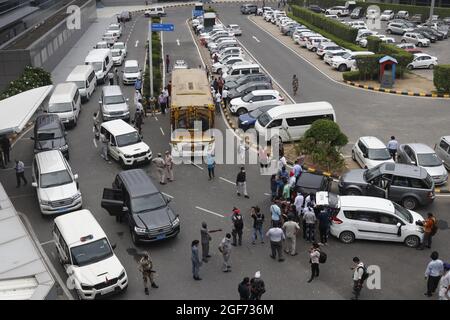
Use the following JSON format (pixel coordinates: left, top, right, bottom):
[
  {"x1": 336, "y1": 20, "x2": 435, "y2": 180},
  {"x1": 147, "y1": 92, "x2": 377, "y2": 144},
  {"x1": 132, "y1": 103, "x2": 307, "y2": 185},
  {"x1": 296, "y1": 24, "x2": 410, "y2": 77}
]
[
  {"x1": 66, "y1": 65, "x2": 96, "y2": 102},
  {"x1": 32, "y1": 150, "x2": 82, "y2": 215},
  {"x1": 222, "y1": 62, "x2": 260, "y2": 79},
  {"x1": 255, "y1": 102, "x2": 336, "y2": 142},
  {"x1": 47, "y1": 83, "x2": 81, "y2": 127},
  {"x1": 100, "y1": 119, "x2": 152, "y2": 167},
  {"x1": 53, "y1": 209, "x2": 128, "y2": 299},
  {"x1": 85, "y1": 49, "x2": 113, "y2": 84},
  {"x1": 122, "y1": 60, "x2": 141, "y2": 85}
]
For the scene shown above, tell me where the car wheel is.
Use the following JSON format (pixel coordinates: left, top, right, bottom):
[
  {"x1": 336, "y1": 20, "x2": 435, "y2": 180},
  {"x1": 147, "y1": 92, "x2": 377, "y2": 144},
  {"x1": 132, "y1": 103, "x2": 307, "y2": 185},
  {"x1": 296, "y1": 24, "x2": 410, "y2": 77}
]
[
  {"x1": 339, "y1": 231, "x2": 355, "y2": 244},
  {"x1": 402, "y1": 197, "x2": 418, "y2": 210},
  {"x1": 130, "y1": 228, "x2": 140, "y2": 245},
  {"x1": 401, "y1": 39, "x2": 406, "y2": 43},
  {"x1": 351, "y1": 150, "x2": 356, "y2": 161},
  {"x1": 346, "y1": 188, "x2": 361, "y2": 196},
  {"x1": 429, "y1": 64, "x2": 434, "y2": 69},
  {"x1": 236, "y1": 108, "x2": 247, "y2": 116},
  {"x1": 404, "y1": 235, "x2": 420, "y2": 248},
  {"x1": 387, "y1": 29, "x2": 392, "y2": 34},
  {"x1": 407, "y1": 64, "x2": 413, "y2": 70},
  {"x1": 338, "y1": 64, "x2": 347, "y2": 72},
  {"x1": 312, "y1": 47, "x2": 317, "y2": 52},
  {"x1": 417, "y1": 42, "x2": 423, "y2": 47}
]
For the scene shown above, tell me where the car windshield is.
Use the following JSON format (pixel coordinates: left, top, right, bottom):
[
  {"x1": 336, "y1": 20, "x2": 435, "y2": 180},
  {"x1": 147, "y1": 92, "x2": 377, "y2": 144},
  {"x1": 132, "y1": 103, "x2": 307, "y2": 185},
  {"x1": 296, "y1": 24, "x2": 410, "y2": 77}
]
[
  {"x1": 132, "y1": 193, "x2": 167, "y2": 213},
  {"x1": 125, "y1": 66, "x2": 139, "y2": 73},
  {"x1": 242, "y1": 93, "x2": 254, "y2": 102},
  {"x1": 48, "y1": 102, "x2": 73, "y2": 113},
  {"x1": 37, "y1": 128, "x2": 63, "y2": 140},
  {"x1": 417, "y1": 153, "x2": 442, "y2": 167},
  {"x1": 90, "y1": 62, "x2": 103, "y2": 72},
  {"x1": 257, "y1": 112, "x2": 272, "y2": 127},
  {"x1": 416, "y1": 34, "x2": 425, "y2": 39},
  {"x1": 364, "y1": 165, "x2": 381, "y2": 181},
  {"x1": 249, "y1": 108, "x2": 264, "y2": 118},
  {"x1": 72, "y1": 81, "x2": 85, "y2": 89},
  {"x1": 393, "y1": 202, "x2": 413, "y2": 223},
  {"x1": 109, "y1": 25, "x2": 119, "y2": 31},
  {"x1": 40, "y1": 170, "x2": 72, "y2": 188},
  {"x1": 70, "y1": 238, "x2": 113, "y2": 267},
  {"x1": 104, "y1": 95, "x2": 125, "y2": 105},
  {"x1": 368, "y1": 148, "x2": 391, "y2": 160},
  {"x1": 116, "y1": 132, "x2": 141, "y2": 147},
  {"x1": 112, "y1": 51, "x2": 122, "y2": 57},
  {"x1": 342, "y1": 52, "x2": 352, "y2": 59},
  {"x1": 114, "y1": 44, "x2": 125, "y2": 50}
]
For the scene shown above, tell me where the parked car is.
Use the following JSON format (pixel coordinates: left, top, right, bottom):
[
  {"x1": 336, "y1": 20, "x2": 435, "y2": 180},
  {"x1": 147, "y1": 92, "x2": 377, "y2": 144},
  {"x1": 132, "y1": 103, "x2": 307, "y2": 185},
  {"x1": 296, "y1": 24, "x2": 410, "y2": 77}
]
[
  {"x1": 295, "y1": 172, "x2": 331, "y2": 195},
  {"x1": 241, "y1": 4, "x2": 257, "y2": 14},
  {"x1": 111, "y1": 48, "x2": 125, "y2": 66},
  {"x1": 338, "y1": 162, "x2": 435, "y2": 210},
  {"x1": 350, "y1": 7, "x2": 364, "y2": 19},
  {"x1": 331, "y1": 51, "x2": 374, "y2": 72},
  {"x1": 32, "y1": 114, "x2": 69, "y2": 158},
  {"x1": 212, "y1": 56, "x2": 246, "y2": 74},
  {"x1": 418, "y1": 25, "x2": 446, "y2": 40},
  {"x1": 413, "y1": 28, "x2": 438, "y2": 42},
  {"x1": 306, "y1": 37, "x2": 330, "y2": 52},
  {"x1": 144, "y1": 6, "x2": 166, "y2": 17},
  {"x1": 112, "y1": 42, "x2": 127, "y2": 57},
  {"x1": 102, "y1": 33, "x2": 117, "y2": 47},
  {"x1": 325, "y1": 6, "x2": 349, "y2": 16},
  {"x1": 227, "y1": 24, "x2": 242, "y2": 36},
  {"x1": 397, "y1": 143, "x2": 447, "y2": 186},
  {"x1": 94, "y1": 41, "x2": 109, "y2": 49},
  {"x1": 324, "y1": 50, "x2": 349, "y2": 65},
  {"x1": 435, "y1": 136, "x2": 450, "y2": 170},
  {"x1": 407, "y1": 53, "x2": 438, "y2": 70},
  {"x1": 307, "y1": 5, "x2": 324, "y2": 14},
  {"x1": 401, "y1": 32, "x2": 430, "y2": 47},
  {"x1": 227, "y1": 81, "x2": 273, "y2": 100},
  {"x1": 229, "y1": 90, "x2": 284, "y2": 115},
  {"x1": 315, "y1": 192, "x2": 425, "y2": 248},
  {"x1": 122, "y1": 60, "x2": 141, "y2": 85},
  {"x1": 380, "y1": 10, "x2": 395, "y2": 21},
  {"x1": 238, "y1": 104, "x2": 277, "y2": 131},
  {"x1": 99, "y1": 86, "x2": 130, "y2": 122},
  {"x1": 101, "y1": 169, "x2": 180, "y2": 244},
  {"x1": 386, "y1": 22, "x2": 414, "y2": 35},
  {"x1": 396, "y1": 43, "x2": 422, "y2": 54},
  {"x1": 224, "y1": 73, "x2": 271, "y2": 91},
  {"x1": 395, "y1": 11, "x2": 409, "y2": 19},
  {"x1": 410, "y1": 14, "x2": 423, "y2": 23},
  {"x1": 107, "y1": 23, "x2": 122, "y2": 38},
  {"x1": 352, "y1": 136, "x2": 395, "y2": 169},
  {"x1": 359, "y1": 34, "x2": 389, "y2": 48},
  {"x1": 316, "y1": 42, "x2": 342, "y2": 59}
]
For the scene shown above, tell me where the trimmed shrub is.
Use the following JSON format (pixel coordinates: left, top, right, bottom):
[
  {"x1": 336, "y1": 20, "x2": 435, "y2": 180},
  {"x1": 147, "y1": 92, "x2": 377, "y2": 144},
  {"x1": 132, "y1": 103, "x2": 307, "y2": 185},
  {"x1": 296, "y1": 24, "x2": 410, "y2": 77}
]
[
  {"x1": 0, "y1": 66, "x2": 52, "y2": 100},
  {"x1": 367, "y1": 36, "x2": 382, "y2": 54},
  {"x1": 342, "y1": 71, "x2": 361, "y2": 81},
  {"x1": 434, "y1": 65, "x2": 450, "y2": 94},
  {"x1": 355, "y1": 54, "x2": 384, "y2": 80},
  {"x1": 379, "y1": 43, "x2": 414, "y2": 78}
]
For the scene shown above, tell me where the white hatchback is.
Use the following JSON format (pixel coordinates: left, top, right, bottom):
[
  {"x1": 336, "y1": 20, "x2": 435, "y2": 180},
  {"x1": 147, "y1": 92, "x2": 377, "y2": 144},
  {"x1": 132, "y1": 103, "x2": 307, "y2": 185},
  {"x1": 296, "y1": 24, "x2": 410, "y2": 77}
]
[
  {"x1": 407, "y1": 53, "x2": 438, "y2": 70},
  {"x1": 352, "y1": 136, "x2": 395, "y2": 169},
  {"x1": 230, "y1": 90, "x2": 284, "y2": 115},
  {"x1": 316, "y1": 192, "x2": 425, "y2": 248}
]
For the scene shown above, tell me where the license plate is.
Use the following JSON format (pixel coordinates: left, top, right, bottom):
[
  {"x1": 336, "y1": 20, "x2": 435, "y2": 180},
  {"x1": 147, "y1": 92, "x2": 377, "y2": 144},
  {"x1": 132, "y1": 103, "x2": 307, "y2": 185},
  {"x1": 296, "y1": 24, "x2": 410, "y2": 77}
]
[
  {"x1": 101, "y1": 286, "x2": 115, "y2": 295},
  {"x1": 156, "y1": 234, "x2": 166, "y2": 240}
]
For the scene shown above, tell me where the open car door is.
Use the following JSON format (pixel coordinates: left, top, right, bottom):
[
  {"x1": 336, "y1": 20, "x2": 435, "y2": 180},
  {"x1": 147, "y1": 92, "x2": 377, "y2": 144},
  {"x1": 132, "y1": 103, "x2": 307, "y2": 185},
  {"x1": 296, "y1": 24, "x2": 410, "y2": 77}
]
[{"x1": 101, "y1": 188, "x2": 124, "y2": 216}]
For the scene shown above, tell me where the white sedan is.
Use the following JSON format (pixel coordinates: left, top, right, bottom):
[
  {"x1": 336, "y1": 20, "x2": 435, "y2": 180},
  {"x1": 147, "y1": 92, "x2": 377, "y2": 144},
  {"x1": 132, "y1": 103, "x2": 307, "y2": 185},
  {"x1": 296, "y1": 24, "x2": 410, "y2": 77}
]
[
  {"x1": 407, "y1": 53, "x2": 438, "y2": 70},
  {"x1": 380, "y1": 10, "x2": 395, "y2": 21},
  {"x1": 111, "y1": 49, "x2": 125, "y2": 66},
  {"x1": 230, "y1": 90, "x2": 284, "y2": 115},
  {"x1": 228, "y1": 24, "x2": 242, "y2": 36},
  {"x1": 112, "y1": 42, "x2": 127, "y2": 57}
]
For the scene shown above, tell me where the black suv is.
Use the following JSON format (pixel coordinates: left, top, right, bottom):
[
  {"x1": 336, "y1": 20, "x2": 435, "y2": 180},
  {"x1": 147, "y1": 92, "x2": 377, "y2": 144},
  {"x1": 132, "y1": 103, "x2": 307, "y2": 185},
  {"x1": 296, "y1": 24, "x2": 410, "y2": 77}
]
[
  {"x1": 32, "y1": 114, "x2": 69, "y2": 159},
  {"x1": 101, "y1": 169, "x2": 180, "y2": 245},
  {"x1": 308, "y1": 5, "x2": 324, "y2": 14},
  {"x1": 295, "y1": 172, "x2": 332, "y2": 195}
]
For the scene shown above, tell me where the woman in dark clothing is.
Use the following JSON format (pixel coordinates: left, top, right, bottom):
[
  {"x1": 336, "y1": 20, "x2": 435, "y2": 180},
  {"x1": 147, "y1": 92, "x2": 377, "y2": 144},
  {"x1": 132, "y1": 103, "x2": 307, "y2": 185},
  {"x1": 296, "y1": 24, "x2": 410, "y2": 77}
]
[
  {"x1": 238, "y1": 277, "x2": 251, "y2": 300},
  {"x1": 270, "y1": 174, "x2": 277, "y2": 200}
]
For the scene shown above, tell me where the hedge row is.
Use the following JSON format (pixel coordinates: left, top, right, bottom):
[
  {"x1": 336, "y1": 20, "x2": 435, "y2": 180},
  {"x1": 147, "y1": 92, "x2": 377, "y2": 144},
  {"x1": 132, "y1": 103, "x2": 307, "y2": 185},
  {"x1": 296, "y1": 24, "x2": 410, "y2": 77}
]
[
  {"x1": 291, "y1": 5, "x2": 358, "y2": 42},
  {"x1": 366, "y1": 36, "x2": 381, "y2": 54},
  {"x1": 0, "y1": 66, "x2": 52, "y2": 100},
  {"x1": 144, "y1": 17, "x2": 163, "y2": 99},
  {"x1": 434, "y1": 65, "x2": 450, "y2": 93},
  {"x1": 291, "y1": 0, "x2": 450, "y2": 21}
]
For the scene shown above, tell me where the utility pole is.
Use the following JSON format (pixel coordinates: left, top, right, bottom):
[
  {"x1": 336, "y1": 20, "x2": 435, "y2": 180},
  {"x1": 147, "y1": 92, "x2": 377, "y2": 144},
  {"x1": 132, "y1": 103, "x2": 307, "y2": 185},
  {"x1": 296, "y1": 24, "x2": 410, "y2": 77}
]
[
  {"x1": 148, "y1": 21, "x2": 153, "y2": 97},
  {"x1": 429, "y1": 0, "x2": 435, "y2": 22}
]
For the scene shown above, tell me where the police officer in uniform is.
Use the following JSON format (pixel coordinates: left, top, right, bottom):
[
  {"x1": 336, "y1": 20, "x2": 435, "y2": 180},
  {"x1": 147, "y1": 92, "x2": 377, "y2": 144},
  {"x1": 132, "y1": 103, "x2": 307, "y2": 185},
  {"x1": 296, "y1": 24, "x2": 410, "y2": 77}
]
[{"x1": 138, "y1": 252, "x2": 159, "y2": 295}]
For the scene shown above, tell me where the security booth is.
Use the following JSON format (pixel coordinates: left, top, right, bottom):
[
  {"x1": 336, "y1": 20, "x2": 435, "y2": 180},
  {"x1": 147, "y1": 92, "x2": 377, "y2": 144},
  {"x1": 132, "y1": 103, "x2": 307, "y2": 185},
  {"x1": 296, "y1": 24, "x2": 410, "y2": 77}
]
[{"x1": 379, "y1": 55, "x2": 398, "y2": 89}]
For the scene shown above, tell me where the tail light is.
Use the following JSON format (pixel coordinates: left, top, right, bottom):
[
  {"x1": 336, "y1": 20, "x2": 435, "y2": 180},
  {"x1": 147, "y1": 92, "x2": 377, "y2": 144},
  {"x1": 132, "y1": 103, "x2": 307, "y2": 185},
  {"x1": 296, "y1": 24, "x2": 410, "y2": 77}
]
[{"x1": 332, "y1": 216, "x2": 343, "y2": 224}]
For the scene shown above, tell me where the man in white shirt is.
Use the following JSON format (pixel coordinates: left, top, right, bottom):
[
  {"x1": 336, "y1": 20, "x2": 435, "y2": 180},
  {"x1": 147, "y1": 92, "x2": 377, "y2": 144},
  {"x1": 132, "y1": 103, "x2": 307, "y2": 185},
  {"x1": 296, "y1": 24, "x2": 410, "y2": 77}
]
[
  {"x1": 294, "y1": 193, "x2": 304, "y2": 218},
  {"x1": 351, "y1": 257, "x2": 366, "y2": 300},
  {"x1": 387, "y1": 135, "x2": 398, "y2": 161},
  {"x1": 283, "y1": 217, "x2": 300, "y2": 256},
  {"x1": 438, "y1": 263, "x2": 450, "y2": 300},
  {"x1": 424, "y1": 251, "x2": 444, "y2": 297},
  {"x1": 307, "y1": 243, "x2": 321, "y2": 283},
  {"x1": 266, "y1": 225, "x2": 285, "y2": 262},
  {"x1": 215, "y1": 91, "x2": 222, "y2": 114},
  {"x1": 278, "y1": 155, "x2": 287, "y2": 170},
  {"x1": 303, "y1": 204, "x2": 316, "y2": 242}
]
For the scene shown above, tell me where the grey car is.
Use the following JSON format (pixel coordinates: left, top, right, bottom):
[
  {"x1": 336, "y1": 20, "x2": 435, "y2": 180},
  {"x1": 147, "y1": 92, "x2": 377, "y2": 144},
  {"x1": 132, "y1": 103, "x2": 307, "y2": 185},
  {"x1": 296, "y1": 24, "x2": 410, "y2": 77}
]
[
  {"x1": 397, "y1": 143, "x2": 448, "y2": 186},
  {"x1": 435, "y1": 136, "x2": 450, "y2": 170},
  {"x1": 227, "y1": 81, "x2": 273, "y2": 100},
  {"x1": 387, "y1": 22, "x2": 414, "y2": 35},
  {"x1": 224, "y1": 73, "x2": 271, "y2": 90},
  {"x1": 338, "y1": 162, "x2": 435, "y2": 210}
]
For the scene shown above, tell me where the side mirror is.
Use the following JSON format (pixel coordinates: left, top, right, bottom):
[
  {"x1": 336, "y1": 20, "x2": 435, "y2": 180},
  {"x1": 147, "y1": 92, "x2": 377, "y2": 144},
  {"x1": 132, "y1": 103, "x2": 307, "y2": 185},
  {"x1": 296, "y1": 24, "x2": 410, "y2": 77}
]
[
  {"x1": 30, "y1": 136, "x2": 35, "y2": 140},
  {"x1": 31, "y1": 182, "x2": 38, "y2": 188},
  {"x1": 111, "y1": 243, "x2": 117, "y2": 250},
  {"x1": 122, "y1": 206, "x2": 129, "y2": 212},
  {"x1": 396, "y1": 222, "x2": 402, "y2": 228},
  {"x1": 249, "y1": 100, "x2": 253, "y2": 103},
  {"x1": 410, "y1": 160, "x2": 416, "y2": 165},
  {"x1": 126, "y1": 98, "x2": 129, "y2": 102},
  {"x1": 74, "y1": 174, "x2": 79, "y2": 180}
]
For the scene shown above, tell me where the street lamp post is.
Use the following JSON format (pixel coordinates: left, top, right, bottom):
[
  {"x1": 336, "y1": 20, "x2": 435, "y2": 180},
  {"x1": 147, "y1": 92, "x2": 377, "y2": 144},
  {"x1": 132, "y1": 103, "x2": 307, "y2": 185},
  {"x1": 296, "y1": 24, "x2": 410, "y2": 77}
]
[
  {"x1": 429, "y1": 0, "x2": 435, "y2": 22},
  {"x1": 148, "y1": 21, "x2": 154, "y2": 97}
]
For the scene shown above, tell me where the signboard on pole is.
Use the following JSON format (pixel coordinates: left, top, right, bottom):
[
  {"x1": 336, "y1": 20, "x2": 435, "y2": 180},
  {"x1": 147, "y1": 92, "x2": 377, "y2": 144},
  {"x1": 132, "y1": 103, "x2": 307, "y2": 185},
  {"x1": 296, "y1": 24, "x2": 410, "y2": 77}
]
[
  {"x1": 192, "y1": 9, "x2": 204, "y2": 18},
  {"x1": 151, "y1": 23, "x2": 175, "y2": 32}
]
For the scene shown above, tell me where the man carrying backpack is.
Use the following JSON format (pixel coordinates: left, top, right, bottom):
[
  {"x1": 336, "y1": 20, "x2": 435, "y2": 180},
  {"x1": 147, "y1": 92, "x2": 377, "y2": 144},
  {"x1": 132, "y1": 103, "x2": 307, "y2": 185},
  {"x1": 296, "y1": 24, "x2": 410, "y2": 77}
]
[
  {"x1": 231, "y1": 207, "x2": 244, "y2": 246},
  {"x1": 307, "y1": 242, "x2": 321, "y2": 283},
  {"x1": 251, "y1": 206, "x2": 264, "y2": 245},
  {"x1": 351, "y1": 257, "x2": 368, "y2": 300},
  {"x1": 418, "y1": 212, "x2": 437, "y2": 250}
]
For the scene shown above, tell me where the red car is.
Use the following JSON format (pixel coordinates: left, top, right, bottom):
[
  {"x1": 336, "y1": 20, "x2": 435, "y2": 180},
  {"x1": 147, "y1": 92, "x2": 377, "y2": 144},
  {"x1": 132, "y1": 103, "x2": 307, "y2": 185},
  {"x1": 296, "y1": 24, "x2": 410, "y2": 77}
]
[{"x1": 397, "y1": 43, "x2": 422, "y2": 54}]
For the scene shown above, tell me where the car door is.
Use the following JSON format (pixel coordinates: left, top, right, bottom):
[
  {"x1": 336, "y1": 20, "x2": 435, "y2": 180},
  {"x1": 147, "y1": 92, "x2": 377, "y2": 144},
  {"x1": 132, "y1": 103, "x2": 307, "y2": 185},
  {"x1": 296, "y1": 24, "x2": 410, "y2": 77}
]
[
  {"x1": 266, "y1": 119, "x2": 285, "y2": 141},
  {"x1": 366, "y1": 174, "x2": 390, "y2": 198},
  {"x1": 355, "y1": 140, "x2": 366, "y2": 167},
  {"x1": 388, "y1": 175, "x2": 410, "y2": 202},
  {"x1": 436, "y1": 139, "x2": 450, "y2": 169},
  {"x1": 376, "y1": 212, "x2": 402, "y2": 242},
  {"x1": 343, "y1": 210, "x2": 380, "y2": 240}
]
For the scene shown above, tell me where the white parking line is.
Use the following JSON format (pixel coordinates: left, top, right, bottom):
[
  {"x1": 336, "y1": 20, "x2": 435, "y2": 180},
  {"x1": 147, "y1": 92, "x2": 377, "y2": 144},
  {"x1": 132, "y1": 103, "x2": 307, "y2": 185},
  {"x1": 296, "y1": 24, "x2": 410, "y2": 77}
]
[
  {"x1": 264, "y1": 193, "x2": 271, "y2": 196},
  {"x1": 162, "y1": 192, "x2": 174, "y2": 199},
  {"x1": 186, "y1": 18, "x2": 206, "y2": 69},
  {"x1": 220, "y1": 177, "x2": 236, "y2": 185},
  {"x1": 188, "y1": 161, "x2": 204, "y2": 170},
  {"x1": 160, "y1": 127, "x2": 165, "y2": 135},
  {"x1": 176, "y1": 39, "x2": 180, "y2": 46},
  {"x1": 154, "y1": 116, "x2": 158, "y2": 121},
  {"x1": 40, "y1": 239, "x2": 56, "y2": 246},
  {"x1": 195, "y1": 206, "x2": 224, "y2": 218},
  {"x1": 252, "y1": 35, "x2": 260, "y2": 42},
  {"x1": 435, "y1": 194, "x2": 450, "y2": 197}
]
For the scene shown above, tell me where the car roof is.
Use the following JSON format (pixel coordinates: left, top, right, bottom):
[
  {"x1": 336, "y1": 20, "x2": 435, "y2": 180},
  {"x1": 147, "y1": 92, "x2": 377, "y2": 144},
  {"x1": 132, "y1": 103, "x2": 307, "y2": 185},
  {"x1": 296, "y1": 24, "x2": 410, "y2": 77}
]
[
  {"x1": 340, "y1": 195, "x2": 394, "y2": 213},
  {"x1": 35, "y1": 150, "x2": 67, "y2": 174},
  {"x1": 124, "y1": 60, "x2": 138, "y2": 67},
  {"x1": 54, "y1": 210, "x2": 107, "y2": 247},
  {"x1": 359, "y1": 136, "x2": 387, "y2": 149},
  {"x1": 35, "y1": 113, "x2": 62, "y2": 130},
  {"x1": 49, "y1": 83, "x2": 77, "y2": 103},
  {"x1": 66, "y1": 65, "x2": 94, "y2": 81},
  {"x1": 101, "y1": 119, "x2": 135, "y2": 136},
  {"x1": 379, "y1": 162, "x2": 428, "y2": 178},
  {"x1": 239, "y1": 81, "x2": 270, "y2": 89},
  {"x1": 118, "y1": 169, "x2": 159, "y2": 197},
  {"x1": 296, "y1": 172, "x2": 327, "y2": 188},
  {"x1": 440, "y1": 136, "x2": 450, "y2": 143},
  {"x1": 406, "y1": 143, "x2": 435, "y2": 154},
  {"x1": 267, "y1": 101, "x2": 333, "y2": 118},
  {"x1": 86, "y1": 49, "x2": 110, "y2": 60},
  {"x1": 102, "y1": 85, "x2": 123, "y2": 96},
  {"x1": 414, "y1": 53, "x2": 431, "y2": 57},
  {"x1": 249, "y1": 89, "x2": 279, "y2": 96}
]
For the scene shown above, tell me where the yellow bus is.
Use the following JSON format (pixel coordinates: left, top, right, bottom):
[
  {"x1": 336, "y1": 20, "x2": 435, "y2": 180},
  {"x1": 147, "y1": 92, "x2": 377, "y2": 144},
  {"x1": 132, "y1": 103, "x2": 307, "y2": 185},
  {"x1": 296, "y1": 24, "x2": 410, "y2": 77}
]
[{"x1": 170, "y1": 69, "x2": 215, "y2": 159}]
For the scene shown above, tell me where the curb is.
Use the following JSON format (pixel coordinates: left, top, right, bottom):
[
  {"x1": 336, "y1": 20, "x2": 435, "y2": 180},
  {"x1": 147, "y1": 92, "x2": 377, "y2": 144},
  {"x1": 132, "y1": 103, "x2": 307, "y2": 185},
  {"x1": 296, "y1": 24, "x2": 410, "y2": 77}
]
[
  {"x1": 345, "y1": 81, "x2": 450, "y2": 98},
  {"x1": 434, "y1": 188, "x2": 450, "y2": 194}
]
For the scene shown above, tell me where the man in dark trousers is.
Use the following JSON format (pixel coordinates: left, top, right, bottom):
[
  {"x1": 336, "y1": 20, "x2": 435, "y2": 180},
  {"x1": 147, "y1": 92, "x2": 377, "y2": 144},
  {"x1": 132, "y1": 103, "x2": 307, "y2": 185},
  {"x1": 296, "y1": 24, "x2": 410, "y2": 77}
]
[
  {"x1": 424, "y1": 251, "x2": 444, "y2": 297},
  {"x1": 166, "y1": 54, "x2": 170, "y2": 73},
  {"x1": 236, "y1": 166, "x2": 249, "y2": 198},
  {"x1": 231, "y1": 207, "x2": 244, "y2": 246},
  {"x1": 238, "y1": 277, "x2": 251, "y2": 300},
  {"x1": 1, "y1": 135, "x2": 10, "y2": 167},
  {"x1": 200, "y1": 222, "x2": 221, "y2": 263},
  {"x1": 15, "y1": 159, "x2": 27, "y2": 187},
  {"x1": 167, "y1": 80, "x2": 172, "y2": 106},
  {"x1": 250, "y1": 271, "x2": 266, "y2": 300}
]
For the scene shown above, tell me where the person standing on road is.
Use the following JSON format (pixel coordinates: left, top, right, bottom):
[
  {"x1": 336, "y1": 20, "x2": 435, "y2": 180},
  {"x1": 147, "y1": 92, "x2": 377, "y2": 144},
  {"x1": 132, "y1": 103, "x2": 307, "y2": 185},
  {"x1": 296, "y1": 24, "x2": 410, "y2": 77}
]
[
  {"x1": 387, "y1": 136, "x2": 398, "y2": 161},
  {"x1": 207, "y1": 153, "x2": 216, "y2": 180},
  {"x1": 134, "y1": 107, "x2": 143, "y2": 135},
  {"x1": 200, "y1": 222, "x2": 221, "y2": 263},
  {"x1": 219, "y1": 233, "x2": 232, "y2": 272},
  {"x1": 438, "y1": 263, "x2": 450, "y2": 300},
  {"x1": 231, "y1": 207, "x2": 244, "y2": 246},
  {"x1": 165, "y1": 150, "x2": 174, "y2": 182},
  {"x1": 307, "y1": 242, "x2": 321, "y2": 283},
  {"x1": 99, "y1": 131, "x2": 111, "y2": 162},
  {"x1": 238, "y1": 277, "x2": 251, "y2": 300},
  {"x1": 158, "y1": 92, "x2": 167, "y2": 115},
  {"x1": 259, "y1": 146, "x2": 269, "y2": 173},
  {"x1": 166, "y1": 54, "x2": 170, "y2": 73},
  {"x1": 138, "y1": 252, "x2": 158, "y2": 295},
  {"x1": 293, "y1": 157, "x2": 302, "y2": 178},
  {"x1": 351, "y1": 257, "x2": 366, "y2": 300},
  {"x1": 317, "y1": 207, "x2": 331, "y2": 245},
  {"x1": 134, "y1": 89, "x2": 143, "y2": 109},
  {"x1": 250, "y1": 271, "x2": 266, "y2": 300},
  {"x1": 14, "y1": 159, "x2": 27, "y2": 187},
  {"x1": 114, "y1": 68, "x2": 120, "y2": 85},
  {"x1": 303, "y1": 204, "x2": 317, "y2": 242},
  {"x1": 214, "y1": 90, "x2": 222, "y2": 114},
  {"x1": 270, "y1": 199, "x2": 281, "y2": 227},
  {"x1": 108, "y1": 70, "x2": 114, "y2": 85},
  {"x1": 418, "y1": 212, "x2": 437, "y2": 250},
  {"x1": 251, "y1": 206, "x2": 264, "y2": 245},
  {"x1": 1, "y1": 135, "x2": 11, "y2": 167},
  {"x1": 283, "y1": 216, "x2": 300, "y2": 256},
  {"x1": 293, "y1": 192, "x2": 304, "y2": 220},
  {"x1": 222, "y1": 87, "x2": 229, "y2": 108},
  {"x1": 167, "y1": 80, "x2": 172, "y2": 106},
  {"x1": 270, "y1": 175, "x2": 278, "y2": 200},
  {"x1": 236, "y1": 166, "x2": 249, "y2": 198},
  {"x1": 292, "y1": 74, "x2": 299, "y2": 96},
  {"x1": 424, "y1": 251, "x2": 444, "y2": 297},
  {"x1": 218, "y1": 77, "x2": 224, "y2": 95},
  {"x1": 135, "y1": 75, "x2": 143, "y2": 95},
  {"x1": 191, "y1": 240, "x2": 202, "y2": 280},
  {"x1": 148, "y1": 95, "x2": 157, "y2": 116},
  {"x1": 152, "y1": 153, "x2": 166, "y2": 184},
  {"x1": 266, "y1": 223, "x2": 285, "y2": 262}
]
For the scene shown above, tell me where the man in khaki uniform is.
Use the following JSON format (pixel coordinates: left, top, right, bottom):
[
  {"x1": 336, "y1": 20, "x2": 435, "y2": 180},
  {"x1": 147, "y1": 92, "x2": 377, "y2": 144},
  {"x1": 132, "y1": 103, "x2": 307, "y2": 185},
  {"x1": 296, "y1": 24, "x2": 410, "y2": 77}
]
[
  {"x1": 138, "y1": 252, "x2": 158, "y2": 295},
  {"x1": 283, "y1": 216, "x2": 300, "y2": 256},
  {"x1": 152, "y1": 153, "x2": 166, "y2": 184},
  {"x1": 165, "y1": 150, "x2": 174, "y2": 182}
]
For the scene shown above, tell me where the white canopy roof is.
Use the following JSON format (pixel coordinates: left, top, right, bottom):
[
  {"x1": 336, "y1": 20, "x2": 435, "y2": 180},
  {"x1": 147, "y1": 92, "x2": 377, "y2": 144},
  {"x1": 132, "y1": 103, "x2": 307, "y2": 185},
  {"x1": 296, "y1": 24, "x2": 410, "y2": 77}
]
[{"x1": 0, "y1": 85, "x2": 53, "y2": 135}]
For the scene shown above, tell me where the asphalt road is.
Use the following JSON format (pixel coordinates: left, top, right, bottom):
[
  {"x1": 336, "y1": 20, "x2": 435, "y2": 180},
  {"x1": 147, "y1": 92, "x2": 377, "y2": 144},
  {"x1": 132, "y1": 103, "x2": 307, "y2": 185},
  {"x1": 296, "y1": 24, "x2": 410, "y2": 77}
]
[{"x1": 0, "y1": 4, "x2": 449, "y2": 300}]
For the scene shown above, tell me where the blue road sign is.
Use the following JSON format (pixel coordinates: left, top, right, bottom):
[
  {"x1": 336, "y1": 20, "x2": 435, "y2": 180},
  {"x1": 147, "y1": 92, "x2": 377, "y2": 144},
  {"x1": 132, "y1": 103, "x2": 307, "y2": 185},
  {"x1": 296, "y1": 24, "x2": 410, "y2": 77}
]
[
  {"x1": 151, "y1": 23, "x2": 174, "y2": 32},
  {"x1": 192, "y1": 9, "x2": 204, "y2": 17}
]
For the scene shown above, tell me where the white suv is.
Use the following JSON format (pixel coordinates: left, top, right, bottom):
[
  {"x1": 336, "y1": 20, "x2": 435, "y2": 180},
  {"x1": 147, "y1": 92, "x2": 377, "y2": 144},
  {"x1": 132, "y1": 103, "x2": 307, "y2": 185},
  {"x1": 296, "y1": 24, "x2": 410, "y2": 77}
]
[
  {"x1": 32, "y1": 150, "x2": 82, "y2": 215},
  {"x1": 230, "y1": 89, "x2": 284, "y2": 115},
  {"x1": 331, "y1": 51, "x2": 374, "y2": 72},
  {"x1": 53, "y1": 209, "x2": 128, "y2": 299},
  {"x1": 316, "y1": 192, "x2": 425, "y2": 248},
  {"x1": 122, "y1": 60, "x2": 141, "y2": 84},
  {"x1": 352, "y1": 136, "x2": 395, "y2": 169}
]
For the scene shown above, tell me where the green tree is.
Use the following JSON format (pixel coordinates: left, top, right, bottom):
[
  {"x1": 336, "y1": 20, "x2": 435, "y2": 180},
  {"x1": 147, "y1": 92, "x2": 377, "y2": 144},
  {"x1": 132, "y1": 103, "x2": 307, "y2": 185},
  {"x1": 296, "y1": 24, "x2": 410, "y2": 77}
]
[{"x1": 296, "y1": 119, "x2": 348, "y2": 172}]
